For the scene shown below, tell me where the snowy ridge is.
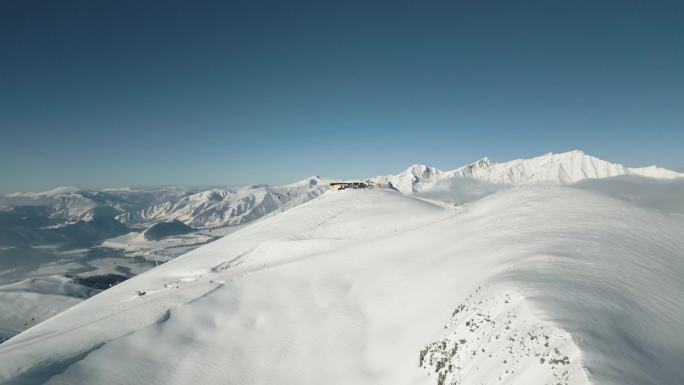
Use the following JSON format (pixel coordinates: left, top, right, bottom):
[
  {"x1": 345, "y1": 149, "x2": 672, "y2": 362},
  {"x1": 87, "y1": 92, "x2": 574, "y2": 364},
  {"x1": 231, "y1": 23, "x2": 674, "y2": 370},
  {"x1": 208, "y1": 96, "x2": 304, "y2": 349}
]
[
  {"x1": 3, "y1": 152, "x2": 680, "y2": 227},
  {"x1": 376, "y1": 150, "x2": 683, "y2": 194},
  {"x1": 1, "y1": 188, "x2": 683, "y2": 385},
  {"x1": 381, "y1": 164, "x2": 450, "y2": 194},
  {"x1": 5, "y1": 186, "x2": 83, "y2": 199},
  {"x1": 1, "y1": 187, "x2": 190, "y2": 223},
  {"x1": 116, "y1": 177, "x2": 331, "y2": 228},
  {"x1": 1, "y1": 178, "x2": 331, "y2": 229}
]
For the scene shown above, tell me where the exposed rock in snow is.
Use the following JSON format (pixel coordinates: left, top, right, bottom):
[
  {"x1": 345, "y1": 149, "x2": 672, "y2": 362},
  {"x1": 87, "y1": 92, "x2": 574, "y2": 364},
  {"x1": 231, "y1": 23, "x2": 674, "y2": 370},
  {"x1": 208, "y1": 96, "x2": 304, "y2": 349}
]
[{"x1": 420, "y1": 286, "x2": 589, "y2": 385}]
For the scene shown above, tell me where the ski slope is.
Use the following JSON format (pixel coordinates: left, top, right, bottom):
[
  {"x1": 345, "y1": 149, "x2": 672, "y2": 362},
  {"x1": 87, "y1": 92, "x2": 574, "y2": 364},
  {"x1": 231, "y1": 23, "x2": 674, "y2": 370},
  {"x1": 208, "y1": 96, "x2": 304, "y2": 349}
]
[
  {"x1": 0, "y1": 276, "x2": 93, "y2": 343},
  {"x1": 1, "y1": 186, "x2": 683, "y2": 385}
]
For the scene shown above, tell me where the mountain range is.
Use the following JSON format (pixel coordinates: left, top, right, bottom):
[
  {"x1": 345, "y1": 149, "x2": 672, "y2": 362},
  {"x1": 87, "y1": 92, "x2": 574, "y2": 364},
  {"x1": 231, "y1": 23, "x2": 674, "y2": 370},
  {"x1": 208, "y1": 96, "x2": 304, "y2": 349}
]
[
  {"x1": 376, "y1": 150, "x2": 683, "y2": 194},
  {"x1": 1, "y1": 150, "x2": 682, "y2": 247},
  {"x1": 2, "y1": 163, "x2": 683, "y2": 385},
  {"x1": 2, "y1": 150, "x2": 684, "y2": 385}
]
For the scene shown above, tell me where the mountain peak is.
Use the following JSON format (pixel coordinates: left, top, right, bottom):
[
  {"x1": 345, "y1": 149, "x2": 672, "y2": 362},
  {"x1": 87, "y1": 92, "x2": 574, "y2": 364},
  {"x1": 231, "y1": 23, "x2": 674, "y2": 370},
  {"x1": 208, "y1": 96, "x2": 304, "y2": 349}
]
[
  {"x1": 559, "y1": 149, "x2": 585, "y2": 155},
  {"x1": 402, "y1": 164, "x2": 441, "y2": 177},
  {"x1": 475, "y1": 157, "x2": 493, "y2": 167},
  {"x1": 5, "y1": 186, "x2": 83, "y2": 198},
  {"x1": 377, "y1": 150, "x2": 684, "y2": 194},
  {"x1": 406, "y1": 163, "x2": 430, "y2": 171},
  {"x1": 553, "y1": 149, "x2": 589, "y2": 159}
]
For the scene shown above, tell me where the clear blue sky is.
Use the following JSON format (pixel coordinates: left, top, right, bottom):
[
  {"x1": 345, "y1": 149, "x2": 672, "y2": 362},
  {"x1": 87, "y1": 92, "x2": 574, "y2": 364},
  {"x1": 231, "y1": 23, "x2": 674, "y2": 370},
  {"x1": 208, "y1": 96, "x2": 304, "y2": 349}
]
[{"x1": 1, "y1": 0, "x2": 683, "y2": 193}]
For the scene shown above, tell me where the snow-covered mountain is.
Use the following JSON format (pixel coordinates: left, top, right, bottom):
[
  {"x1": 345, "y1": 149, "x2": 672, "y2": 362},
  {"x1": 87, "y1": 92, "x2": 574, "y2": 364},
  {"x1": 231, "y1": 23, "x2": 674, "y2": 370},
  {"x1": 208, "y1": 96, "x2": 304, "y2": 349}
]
[
  {"x1": 117, "y1": 177, "x2": 331, "y2": 228},
  {"x1": 377, "y1": 150, "x2": 684, "y2": 194},
  {"x1": 3, "y1": 187, "x2": 190, "y2": 223},
  {"x1": 2, "y1": 151, "x2": 684, "y2": 385},
  {"x1": 3, "y1": 152, "x2": 681, "y2": 233},
  {"x1": 142, "y1": 220, "x2": 195, "y2": 241},
  {"x1": 2, "y1": 187, "x2": 683, "y2": 385},
  {"x1": 0, "y1": 176, "x2": 330, "y2": 239}
]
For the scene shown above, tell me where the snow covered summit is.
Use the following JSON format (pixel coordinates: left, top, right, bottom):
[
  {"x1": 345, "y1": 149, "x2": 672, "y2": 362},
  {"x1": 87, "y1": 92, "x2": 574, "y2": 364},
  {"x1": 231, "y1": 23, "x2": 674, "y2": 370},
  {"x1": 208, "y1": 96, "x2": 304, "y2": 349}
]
[
  {"x1": 3, "y1": 151, "x2": 680, "y2": 229},
  {"x1": 377, "y1": 150, "x2": 683, "y2": 194}
]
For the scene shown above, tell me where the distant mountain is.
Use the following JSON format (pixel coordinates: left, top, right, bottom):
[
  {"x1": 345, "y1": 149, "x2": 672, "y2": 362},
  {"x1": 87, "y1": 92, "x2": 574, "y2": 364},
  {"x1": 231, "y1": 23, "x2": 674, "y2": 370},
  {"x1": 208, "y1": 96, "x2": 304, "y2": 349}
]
[
  {"x1": 0, "y1": 208, "x2": 61, "y2": 246},
  {"x1": 117, "y1": 177, "x2": 331, "y2": 228},
  {"x1": 2, "y1": 187, "x2": 190, "y2": 223},
  {"x1": 0, "y1": 177, "x2": 333, "y2": 247},
  {"x1": 52, "y1": 217, "x2": 132, "y2": 246},
  {"x1": 143, "y1": 220, "x2": 195, "y2": 241},
  {"x1": 0, "y1": 209, "x2": 131, "y2": 247},
  {"x1": 375, "y1": 150, "x2": 684, "y2": 194},
  {"x1": 2, "y1": 152, "x2": 681, "y2": 238}
]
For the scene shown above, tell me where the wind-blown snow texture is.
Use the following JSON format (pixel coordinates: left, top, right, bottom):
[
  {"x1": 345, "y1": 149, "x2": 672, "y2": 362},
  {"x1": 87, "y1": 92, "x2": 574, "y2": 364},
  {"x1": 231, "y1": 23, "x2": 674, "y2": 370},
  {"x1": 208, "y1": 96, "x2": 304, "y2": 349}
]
[
  {"x1": 1, "y1": 151, "x2": 683, "y2": 385},
  {"x1": 1, "y1": 186, "x2": 683, "y2": 385}
]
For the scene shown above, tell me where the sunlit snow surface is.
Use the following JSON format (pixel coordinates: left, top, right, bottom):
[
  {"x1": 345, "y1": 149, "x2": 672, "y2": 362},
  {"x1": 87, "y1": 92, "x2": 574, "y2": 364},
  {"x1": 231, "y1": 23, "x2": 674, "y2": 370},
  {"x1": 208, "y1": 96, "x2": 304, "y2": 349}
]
[{"x1": 1, "y1": 187, "x2": 683, "y2": 385}]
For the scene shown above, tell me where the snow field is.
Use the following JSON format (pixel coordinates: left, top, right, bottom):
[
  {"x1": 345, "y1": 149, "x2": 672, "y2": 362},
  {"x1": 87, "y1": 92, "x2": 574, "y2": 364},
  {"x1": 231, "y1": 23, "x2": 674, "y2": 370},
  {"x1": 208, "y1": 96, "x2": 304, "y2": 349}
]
[{"x1": 1, "y1": 187, "x2": 683, "y2": 385}]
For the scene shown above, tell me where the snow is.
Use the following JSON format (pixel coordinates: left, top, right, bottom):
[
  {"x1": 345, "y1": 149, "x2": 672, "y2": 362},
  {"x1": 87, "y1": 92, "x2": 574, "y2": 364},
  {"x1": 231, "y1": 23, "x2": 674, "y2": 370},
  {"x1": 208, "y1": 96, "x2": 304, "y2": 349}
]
[
  {"x1": 0, "y1": 276, "x2": 94, "y2": 342},
  {"x1": 420, "y1": 287, "x2": 589, "y2": 385},
  {"x1": 376, "y1": 150, "x2": 684, "y2": 194},
  {"x1": 2, "y1": 151, "x2": 679, "y2": 230},
  {"x1": 115, "y1": 177, "x2": 333, "y2": 228},
  {"x1": 5, "y1": 187, "x2": 83, "y2": 198},
  {"x1": 1, "y1": 185, "x2": 683, "y2": 385},
  {"x1": 572, "y1": 175, "x2": 684, "y2": 218}
]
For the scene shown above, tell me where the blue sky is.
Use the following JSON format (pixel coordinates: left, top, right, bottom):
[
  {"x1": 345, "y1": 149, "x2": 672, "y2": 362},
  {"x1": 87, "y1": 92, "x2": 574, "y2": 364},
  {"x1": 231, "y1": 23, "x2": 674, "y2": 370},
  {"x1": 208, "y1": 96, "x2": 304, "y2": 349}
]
[{"x1": 1, "y1": 0, "x2": 683, "y2": 193}]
